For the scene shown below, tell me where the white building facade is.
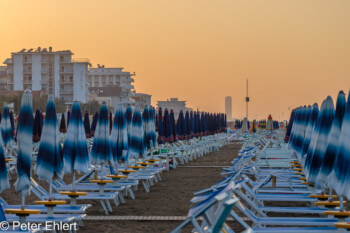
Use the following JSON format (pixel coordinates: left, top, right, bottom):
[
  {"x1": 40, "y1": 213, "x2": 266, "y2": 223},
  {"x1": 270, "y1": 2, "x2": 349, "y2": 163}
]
[
  {"x1": 157, "y1": 98, "x2": 191, "y2": 116},
  {"x1": 225, "y1": 96, "x2": 232, "y2": 121},
  {"x1": 87, "y1": 65, "x2": 135, "y2": 105},
  {"x1": 3, "y1": 47, "x2": 90, "y2": 103},
  {"x1": 132, "y1": 93, "x2": 152, "y2": 110}
]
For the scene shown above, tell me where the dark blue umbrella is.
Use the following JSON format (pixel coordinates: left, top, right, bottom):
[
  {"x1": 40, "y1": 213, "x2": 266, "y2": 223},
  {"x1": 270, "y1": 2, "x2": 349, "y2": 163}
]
[
  {"x1": 293, "y1": 106, "x2": 310, "y2": 154},
  {"x1": 284, "y1": 109, "x2": 296, "y2": 143},
  {"x1": 163, "y1": 109, "x2": 173, "y2": 143},
  {"x1": 190, "y1": 111, "x2": 195, "y2": 138},
  {"x1": 63, "y1": 101, "x2": 90, "y2": 175},
  {"x1": 149, "y1": 106, "x2": 157, "y2": 148},
  {"x1": 1, "y1": 106, "x2": 13, "y2": 147},
  {"x1": 305, "y1": 96, "x2": 335, "y2": 183},
  {"x1": 67, "y1": 110, "x2": 71, "y2": 128},
  {"x1": 15, "y1": 90, "x2": 33, "y2": 206},
  {"x1": 59, "y1": 113, "x2": 67, "y2": 133},
  {"x1": 142, "y1": 106, "x2": 152, "y2": 149},
  {"x1": 35, "y1": 95, "x2": 63, "y2": 198},
  {"x1": 328, "y1": 89, "x2": 350, "y2": 199},
  {"x1": 90, "y1": 102, "x2": 114, "y2": 166},
  {"x1": 184, "y1": 111, "x2": 190, "y2": 140},
  {"x1": 0, "y1": 132, "x2": 10, "y2": 193},
  {"x1": 125, "y1": 104, "x2": 133, "y2": 144},
  {"x1": 9, "y1": 111, "x2": 15, "y2": 138},
  {"x1": 109, "y1": 112, "x2": 113, "y2": 135},
  {"x1": 157, "y1": 108, "x2": 164, "y2": 145},
  {"x1": 316, "y1": 91, "x2": 346, "y2": 188},
  {"x1": 90, "y1": 112, "x2": 98, "y2": 137},
  {"x1": 33, "y1": 109, "x2": 42, "y2": 142},
  {"x1": 176, "y1": 110, "x2": 185, "y2": 141},
  {"x1": 129, "y1": 105, "x2": 145, "y2": 158},
  {"x1": 300, "y1": 103, "x2": 319, "y2": 162},
  {"x1": 110, "y1": 103, "x2": 128, "y2": 164},
  {"x1": 84, "y1": 111, "x2": 91, "y2": 138},
  {"x1": 170, "y1": 110, "x2": 176, "y2": 142}
]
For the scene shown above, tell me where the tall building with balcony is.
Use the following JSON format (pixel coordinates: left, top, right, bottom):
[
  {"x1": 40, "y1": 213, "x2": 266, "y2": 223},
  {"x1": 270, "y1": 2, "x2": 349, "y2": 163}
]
[
  {"x1": 225, "y1": 96, "x2": 232, "y2": 121},
  {"x1": 0, "y1": 66, "x2": 7, "y2": 90},
  {"x1": 132, "y1": 93, "x2": 152, "y2": 110},
  {"x1": 3, "y1": 47, "x2": 90, "y2": 103},
  {"x1": 87, "y1": 65, "x2": 135, "y2": 105}
]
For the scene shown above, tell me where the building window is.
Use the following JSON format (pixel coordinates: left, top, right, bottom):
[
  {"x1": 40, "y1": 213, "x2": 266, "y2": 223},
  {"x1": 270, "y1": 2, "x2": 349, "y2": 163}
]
[
  {"x1": 29, "y1": 76, "x2": 32, "y2": 81},
  {"x1": 70, "y1": 76, "x2": 73, "y2": 82},
  {"x1": 61, "y1": 66, "x2": 64, "y2": 72},
  {"x1": 60, "y1": 56, "x2": 64, "y2": 62}
]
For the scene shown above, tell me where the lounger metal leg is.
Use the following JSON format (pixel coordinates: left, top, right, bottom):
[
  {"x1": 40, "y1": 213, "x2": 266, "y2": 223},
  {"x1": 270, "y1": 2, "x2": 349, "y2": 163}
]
[
  {"x1": 100, "y1": 200, "x2": 109, "y2": 215},
  {"x1": 128, "y1": 188, "x2": 135, "y2": 200},
  {"x1": 119, "y1": 192, "x2": 125, "y2": 204},
  {"x1": 157, "y1": 173, "x2": 162, "y2": 181},
  {"x1": 113, "y1": 198, "x2": 119, "y2": 207},
  {"x1": 142, "y1": 180, "x2": 150, "y2": 192},
  {"x1": 105, "y1": 200, "x2": 113, "y2": 212}
]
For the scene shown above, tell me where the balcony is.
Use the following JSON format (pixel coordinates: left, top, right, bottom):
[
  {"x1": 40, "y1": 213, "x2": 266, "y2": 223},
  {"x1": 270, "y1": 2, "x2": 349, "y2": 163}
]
[
  {"x1": 60, "y1": 89, "x2": 73, "y2": 95},
  {"x1": 41, "y1": 59, "x2": 48, "y2": 63},
  {"x1": 60, "y1": 79, "x2": 73, "y2": 84}
]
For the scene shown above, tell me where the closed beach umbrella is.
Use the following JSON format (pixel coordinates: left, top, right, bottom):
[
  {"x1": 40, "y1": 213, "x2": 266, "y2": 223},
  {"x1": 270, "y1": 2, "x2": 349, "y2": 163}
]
[
  {"x1": 125, "y1": 104, "x2": 133, "y2": 144},
  {"x1": 35, "y1": 95, "x2": 63, "y2": 198},
  {"x1": 170, "y1": 110, "x2": 176, "y2": 142},
  {"x1": 285, "y1": 109, "x2": 296, "y2": 143},
  {"x1": 305, "y1": 96, "x2": 335, "y2": 183},
  {"x1": 149, "y1": 106, "x2": 157, "y2": 148},
  {"x1": 0, "y1": 133, "x2": 10, "y2": 193},
  {"x1": 1, "y1": 106, "x2": 13, "y2": 147},
  {"x1": 33, "y1": 109, "x2": 42, "y2": 142},
  {"x1": 142, "y1": 106, "x2": 152, "y2": 149},
  {"x1": 110, "y1": 103, "x2": 128, "y2": 163},
  {"x1": 90, "y1": 112, "x2": 98, "y2": 137},
  {"x1": 15, "y1": 89, "x2": 33, "y2": 206},
  {"x1": 300, "y1": 104, "x2": 319, "y2": 162},
  {"x1": 176, "y1": 110, "x2": 185, "y2": 141},
  {"x1": 84, "y1": 111, "x2": 91, "y2": 138},
  {"x1": 190, "y1": 111, "x2": 195, "y2": 138},
  {"x1": 129, "y1": 105, "x2": 145, "y2": 158},
  {"x1": 90, "y1": 102, "x2": 114, "y2": 166},
  {"x1": 63, "y1": 101, "x2": 90, "y2": 175},
  {"x1": 59, "y1": 113, "x2": 67, "y2": 133},
  {"x1": 67, "y1": 110, "x2": 71, "y2": 128},
  {"x1": 184, "y1": 111, "x2": 190, "y2": 140},
  {"x1": 163, "y1": 109, "x2": 173, "y2": 143},
  {"x1": 328, "y1": 90, "x2": 350, "y2": 198},
  {"x1": 109, "y1": 112, "x2": 113, "y2": 135},
  {"x1": 9, "y1": 111, "x2": 15, "y2": 138},
  {"x1": 316, "y1": 91, "x2": 346, "y2": 187},
  {"x1": 157, "y1": 108, "x2": 164, "y2": 145}
]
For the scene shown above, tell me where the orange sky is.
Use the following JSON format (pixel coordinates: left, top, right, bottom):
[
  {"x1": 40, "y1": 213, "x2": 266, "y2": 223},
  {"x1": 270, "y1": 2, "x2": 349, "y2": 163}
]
[{"x1": 0, "y1": 0, "x2": 349, "y2": 120}]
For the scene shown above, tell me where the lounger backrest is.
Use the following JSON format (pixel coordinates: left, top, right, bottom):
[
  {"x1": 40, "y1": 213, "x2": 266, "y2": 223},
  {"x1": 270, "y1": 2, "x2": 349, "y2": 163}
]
[
  {"x1": 210, "y1": 198, "x2": 238, "y2": 233},
  {"x1": 0, "y1": 198, "x2": 7, "y2": 205},
  {"x1": 0, "y1": 204, "x2": 7, "y2": 222},
  {"x1": 30, "y1": 177, "x2": 47, "y2": 195}
]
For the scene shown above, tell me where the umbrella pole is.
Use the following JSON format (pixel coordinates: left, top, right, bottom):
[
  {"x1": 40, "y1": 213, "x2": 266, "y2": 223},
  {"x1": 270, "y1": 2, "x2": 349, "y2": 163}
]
[
  {"x1": 49, "y1": 180, "x2": 53, "y2": 200},
  {"x1": 72, "y1": 171, "x2": 76, "y2": 191},
  {"x1": 21, "y1": 193, "x2": 25, "y2": 209}
]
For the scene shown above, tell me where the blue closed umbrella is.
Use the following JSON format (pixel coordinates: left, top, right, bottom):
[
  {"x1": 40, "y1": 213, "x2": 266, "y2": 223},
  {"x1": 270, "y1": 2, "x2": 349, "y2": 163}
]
[
  {"x1": 35, "y1": 95, "x2": 63, "y2": 198},
  {"x1": 184, "y1": 111, "x2": 190, "y2": 140},
  {"x1": 190, "y1": 111, "x2": 195, "y2": 138},
  {"x1": 110, "y1": 103, "x2": 128, "y2": 164},
  {"x1": 149, "y1": 106, "x2": 157, "y2": 148},
  {"x1": 9, "y1": 111, "x2": 15, "y2": 139},
  {"x1": 15, "y1": 89, "x2": 33, "y2": 206},
  {"x1": 142, "y1": 106, "x2": 152, "y2": 149},
  {"x1": 157, "y1": 108, "x2": 164, "y2": 145},
  {"x1": 84, "y1": 111, "x2": 91, "y2": 138},
  {"x1": 316, "y1": 91, "x2": 346, "y2": 187},
  {"x1": 59, "y1": 113, "x2": 67, "y2": 133},
  {"x1": 63, "y1": 101, "x2": 90, "y2": 179},
  {"x1": 33, "y1": 109, "x2": 42, "y2": 142},
  {"x1": 285, "y1": 109, "x2": 296, "y2": 143},
  {"x1": 170, "y1": 110, "x2": 176, "y2": 142},
  {"x1": 300, "y1": 104, "x2": 319, "y2": 162},
  {"x1": 176, "y1": 110, "x2": 185, "y2": 141},
  {"x1": 67, "y1": 110, "x2": 71, "y2": 128},
  {"x1": 305, "y1": 96, "x2": 335, "y2": 183},
  {"x1": 125, "y1": 104, "x2": 133, "y2": 144},
  {"x1": 90, "y1": 112, "x2": 98, "y2": 137},
  {"x1": 129, "y1": 105, "x2": 145, "y2": 158},
  {"x1": 90, "y1": 102, "x2": 114, "y2": 166},
  {"x1": 0, "y1": 133, "x2": 10, "y2": 193},
  {"x1": 1, "y1": 106, "x2": 13, "y2": 148},
  {"x1": 328, "y1": 90, "x2": 350, "y2": 199},
  {"x1": 163, "y1": 109, "x2": 173, "y2": 143}
]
